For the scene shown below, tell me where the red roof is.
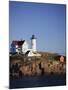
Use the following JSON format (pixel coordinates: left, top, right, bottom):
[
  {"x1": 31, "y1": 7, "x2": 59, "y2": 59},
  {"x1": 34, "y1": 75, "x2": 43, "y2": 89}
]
[{"x1": 12, "y1": 40, "x2": 25, "y2": 46}]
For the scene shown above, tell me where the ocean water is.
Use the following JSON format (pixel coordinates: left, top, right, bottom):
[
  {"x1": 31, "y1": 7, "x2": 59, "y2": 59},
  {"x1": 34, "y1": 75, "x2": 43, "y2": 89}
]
[{"x1": 10, "y1": 74, "x2": 66, "y2": 89}]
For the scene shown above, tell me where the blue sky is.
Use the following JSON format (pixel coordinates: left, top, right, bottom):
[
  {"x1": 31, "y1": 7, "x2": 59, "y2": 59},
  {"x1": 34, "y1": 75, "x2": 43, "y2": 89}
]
[{"x1": 9, "y1": 1, "x2": 66, "y2": 55}]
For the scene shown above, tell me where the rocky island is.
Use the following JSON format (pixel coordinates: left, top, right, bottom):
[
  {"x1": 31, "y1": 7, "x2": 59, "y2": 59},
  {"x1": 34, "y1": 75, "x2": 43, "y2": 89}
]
[{"x1": 10, "y1": 52, "x2": 66, "y2": 79}]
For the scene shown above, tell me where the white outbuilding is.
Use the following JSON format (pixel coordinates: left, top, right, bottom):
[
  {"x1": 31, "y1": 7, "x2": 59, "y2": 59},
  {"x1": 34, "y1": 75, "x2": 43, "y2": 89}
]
[{"x1": 10, "y1": 35, "x2": 41, "y2": 57}]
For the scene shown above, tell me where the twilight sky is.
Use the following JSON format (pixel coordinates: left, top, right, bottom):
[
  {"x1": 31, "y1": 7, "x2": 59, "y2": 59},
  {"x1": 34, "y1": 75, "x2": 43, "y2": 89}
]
[{"x1": 9, "y1": 1, "x2": 66, "y2": 55}]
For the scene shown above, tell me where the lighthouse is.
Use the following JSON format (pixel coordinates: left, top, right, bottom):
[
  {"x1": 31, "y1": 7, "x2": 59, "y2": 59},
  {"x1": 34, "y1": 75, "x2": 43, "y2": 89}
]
[{"x1": 31, "y1": 35, "x2": 36, "y2": 52}]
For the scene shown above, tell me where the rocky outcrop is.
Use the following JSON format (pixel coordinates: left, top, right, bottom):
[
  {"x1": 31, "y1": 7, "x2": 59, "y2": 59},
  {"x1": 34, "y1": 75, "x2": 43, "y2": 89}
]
[{"x1": 10, "y1": 59, "x2": 66, "y2": 79}]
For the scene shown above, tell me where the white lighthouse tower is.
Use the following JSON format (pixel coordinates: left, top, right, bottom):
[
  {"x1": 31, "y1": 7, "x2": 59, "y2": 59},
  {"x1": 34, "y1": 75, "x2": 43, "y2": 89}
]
[{"x1": 31, "y1": 35, "x2": 36, "y2": 52}]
